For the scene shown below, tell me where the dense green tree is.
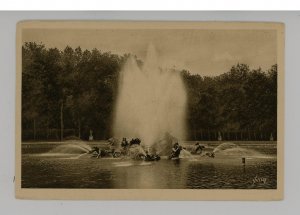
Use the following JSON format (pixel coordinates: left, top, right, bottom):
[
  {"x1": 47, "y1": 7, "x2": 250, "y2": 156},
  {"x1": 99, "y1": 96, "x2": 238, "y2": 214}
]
[{"x1": 22, "y1": 42, "x2": 277, "y2": 141}]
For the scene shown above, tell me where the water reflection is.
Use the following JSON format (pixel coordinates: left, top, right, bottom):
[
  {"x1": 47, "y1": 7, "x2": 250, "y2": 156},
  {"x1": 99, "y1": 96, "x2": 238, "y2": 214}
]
[
  {"x1": 22, "y1": 155, "x2": 277, "y2": 189},
  {"x1": 22, "y1": 142, "x2": 277, "y2": 189}
]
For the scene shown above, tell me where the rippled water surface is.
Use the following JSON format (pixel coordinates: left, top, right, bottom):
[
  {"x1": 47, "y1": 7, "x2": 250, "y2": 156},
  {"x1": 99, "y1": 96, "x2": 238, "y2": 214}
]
[{"x1": 22, "y1": 141, "x2": 277, "y2": 189}]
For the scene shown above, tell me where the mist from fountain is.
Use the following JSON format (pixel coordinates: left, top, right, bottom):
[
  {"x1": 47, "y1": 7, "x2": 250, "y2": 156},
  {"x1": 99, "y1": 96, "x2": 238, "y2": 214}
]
[
  {"x1": 213, "y1": 142, "x2": 265, "y2": 158},
  {"x1": 113, "y1": 44, "x2": 187, "y2": 149},
  {"x1": 45, "y1": 142, "x2": 92, "y2": 156}
]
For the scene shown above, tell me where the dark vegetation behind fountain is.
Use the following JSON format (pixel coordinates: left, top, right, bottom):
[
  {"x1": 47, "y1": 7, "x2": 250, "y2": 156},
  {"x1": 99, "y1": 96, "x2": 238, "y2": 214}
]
[{"x1": 22, "y1": 42, "x2": 277, "y2": 142}]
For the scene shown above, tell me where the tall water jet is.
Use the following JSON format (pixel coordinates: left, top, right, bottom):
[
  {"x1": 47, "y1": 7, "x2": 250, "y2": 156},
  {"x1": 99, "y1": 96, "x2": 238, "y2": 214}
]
[{"x1": 113, "y1": 44, "x2": 187, "y2": 149}]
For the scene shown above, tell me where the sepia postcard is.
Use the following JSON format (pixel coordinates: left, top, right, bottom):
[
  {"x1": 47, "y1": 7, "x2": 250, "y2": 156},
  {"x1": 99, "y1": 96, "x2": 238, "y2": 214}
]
[{"x1": 15, "y1": 21, "x2": 284, "y2": 200}]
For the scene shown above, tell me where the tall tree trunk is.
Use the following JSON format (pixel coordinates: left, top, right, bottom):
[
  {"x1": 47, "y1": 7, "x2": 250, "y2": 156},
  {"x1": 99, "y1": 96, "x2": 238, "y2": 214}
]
[
  {"x1": 200, "y1": 129, "x2": 203, "y2": 140},
  {"x1": 248, "y1": 129, "x2": 251, "y2": 140},
  {"x1": 194, "y1": 123, "x2": 197, "y2": 140},
  {"x1": 46, "y1": 118, "x2": 49, "y2": 140},
  {"x1": 33, "y1": 119, "x2": 36, "y2": 140},
  {"x1": 78, "y1": 118, "x2": 81, "y2": 139},
  {"x1": 60, "y1": 101, "x2": 64, "y2": 141}
]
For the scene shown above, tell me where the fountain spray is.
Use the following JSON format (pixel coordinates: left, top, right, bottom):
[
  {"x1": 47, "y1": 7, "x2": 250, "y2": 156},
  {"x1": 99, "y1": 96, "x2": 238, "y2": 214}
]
[{"x1": 113, "y1": 44, "x2": 187, "y2": 149}]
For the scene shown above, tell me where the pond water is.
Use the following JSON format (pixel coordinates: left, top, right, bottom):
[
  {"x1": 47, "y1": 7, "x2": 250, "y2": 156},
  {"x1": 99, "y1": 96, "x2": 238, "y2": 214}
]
[{"x1": 21, "y1": 141, "x2": 277, "y2": 189}]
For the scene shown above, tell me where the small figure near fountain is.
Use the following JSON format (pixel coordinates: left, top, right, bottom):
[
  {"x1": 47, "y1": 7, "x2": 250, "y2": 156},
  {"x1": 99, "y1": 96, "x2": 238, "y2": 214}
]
[
  {"x1": 88, "y1": 146, "x2": 102, "y2": 158},
  {"x1": 121, "y1": 138, "x2": 129, "y2": 148},
  {"x1": 151, "y1": 152, "x2": 161, "y2": 161},
  {"x1": 218, "y1": 131, "x2": 222, "y2": 141},
  {"x1": 129, "y1": 138, "x2": 141, "y2": 146},
  {"x1": 143, "y1": 150, "x2": 161, "y2": 161},
  {"x1": 191, "y1": 142, "x2": 205, "y2": 155},
  {"x1": 168, "y1": 142, "x2": 184, "y2": 160},
  {"x1": 108, "y1": 139, "x2": 116, "y2": 155},
  {"x1": 120, "y1": 137, "x2": 129, "y2": 156},
  {"x1": 89, "y1": 130, "x2": 94, "y2": 141},
  {"x1": 107, "y1": 138, "x2": 122, "y2": 158},
  {"x1": 205, "y1": 152, "x2": 215, "y2": 158}
]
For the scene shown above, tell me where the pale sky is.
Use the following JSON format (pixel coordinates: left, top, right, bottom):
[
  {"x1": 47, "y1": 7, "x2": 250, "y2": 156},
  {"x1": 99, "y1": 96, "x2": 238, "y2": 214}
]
[{"x1": 23, "y1": 28, "x2": 277, "y2": 76}]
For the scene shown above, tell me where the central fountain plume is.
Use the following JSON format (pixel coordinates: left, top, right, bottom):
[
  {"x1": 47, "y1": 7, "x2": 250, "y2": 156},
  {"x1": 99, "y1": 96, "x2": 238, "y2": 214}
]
[{"x1": 113, "y1": 44, "x2": 187, "y2": 149}]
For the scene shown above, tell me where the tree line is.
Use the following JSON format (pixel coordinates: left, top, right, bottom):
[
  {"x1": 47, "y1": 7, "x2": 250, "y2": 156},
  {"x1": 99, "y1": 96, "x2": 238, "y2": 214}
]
[{"x1": 22, "y1": 42, "x2": 277, "y2": 141}]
